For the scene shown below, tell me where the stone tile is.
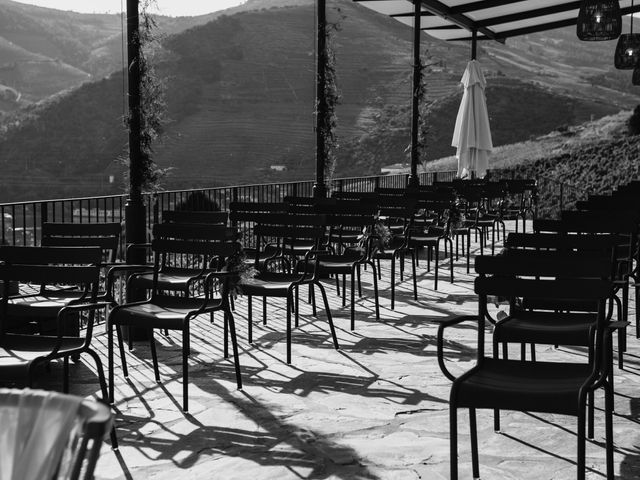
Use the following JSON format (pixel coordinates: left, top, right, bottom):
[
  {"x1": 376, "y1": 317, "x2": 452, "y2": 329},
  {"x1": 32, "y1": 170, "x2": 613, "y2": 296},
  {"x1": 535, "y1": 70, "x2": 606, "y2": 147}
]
[{"x1": 32, "y1": 220, "x2": 640, "y2": 479}]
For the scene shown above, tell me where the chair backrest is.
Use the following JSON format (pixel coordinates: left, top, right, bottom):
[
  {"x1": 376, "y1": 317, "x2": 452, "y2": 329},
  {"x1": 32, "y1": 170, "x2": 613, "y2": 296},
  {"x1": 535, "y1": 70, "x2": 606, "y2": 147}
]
[
  {"x1": 0, "y1": 246, "x2": 102, "y2": 335},
  {"x1": 560, "y1": 209, "x2": 640, "y2": 234},
  {"x1": 161, "y1": 210, "x2": 228, "y2": 225},
  {"x1": 504, "y1": 232, "x2": 622, "y2": 254},
  {"x1": 472, "y1": 252, "x2": 612, "y2": 357},
  {"x1": 331, "y1": 191, "x2": 378, "y2": 201},
  {"x1": 151, "y1": 224, "x2": 240, "y2": 294},
  {"x1": 0, "y1": 246, "x2": 102, "y2": 289},
  {"x1": 41, "y1": 223, "x2": 121, "y2": 264},
  {"x1": 0, "y1": 388, "x2": 111, "y2": 480}
]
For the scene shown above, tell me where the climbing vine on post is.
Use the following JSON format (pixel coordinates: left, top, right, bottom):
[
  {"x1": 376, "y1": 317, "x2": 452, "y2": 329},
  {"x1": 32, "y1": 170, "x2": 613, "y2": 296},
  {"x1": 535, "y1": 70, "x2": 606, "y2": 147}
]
[
  {"x1": 319, "y1": 20, "x2": 341, "y2": 186},
  {"x1": 407, "y1": 51, "x2": 435, "y2": 171},
  {"x1": 124, "y1": 0, "x2": 168, "y2": 193}
]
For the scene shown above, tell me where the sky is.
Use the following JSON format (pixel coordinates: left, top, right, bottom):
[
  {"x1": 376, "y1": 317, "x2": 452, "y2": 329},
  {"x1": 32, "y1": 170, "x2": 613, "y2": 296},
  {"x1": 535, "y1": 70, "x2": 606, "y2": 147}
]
[{"x1": 14, "y1": 0, "x2": 246, "y2": 16}]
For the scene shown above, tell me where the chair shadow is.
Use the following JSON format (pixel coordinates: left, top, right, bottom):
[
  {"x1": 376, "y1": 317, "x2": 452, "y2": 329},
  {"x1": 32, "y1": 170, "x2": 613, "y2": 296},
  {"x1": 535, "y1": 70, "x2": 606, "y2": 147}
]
[{"x1": 112, "y1": 383, "x2": 383, "y2": 480}]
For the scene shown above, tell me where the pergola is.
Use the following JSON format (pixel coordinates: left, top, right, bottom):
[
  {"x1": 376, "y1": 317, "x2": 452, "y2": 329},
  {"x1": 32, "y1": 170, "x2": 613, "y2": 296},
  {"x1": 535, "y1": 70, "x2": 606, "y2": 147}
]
[{"x1": 123, "y1": 0, "x2": 640, "y2": 254}]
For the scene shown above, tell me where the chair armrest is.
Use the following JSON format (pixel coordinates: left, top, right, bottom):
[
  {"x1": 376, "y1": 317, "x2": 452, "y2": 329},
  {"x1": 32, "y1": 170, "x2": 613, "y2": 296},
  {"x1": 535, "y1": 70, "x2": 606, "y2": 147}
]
[
  {"x1": 55, "y1": 301, "x2": 111, "y2": 340},
  {"x1": 105, "y1": 264, "x2": 154, "y2": 304},
  {"x1": 437, "y1": 315, "x2": 479, "y2": 382},
  {"x1": 591, "y1": 321, "x2": 630, "y2": 390}
]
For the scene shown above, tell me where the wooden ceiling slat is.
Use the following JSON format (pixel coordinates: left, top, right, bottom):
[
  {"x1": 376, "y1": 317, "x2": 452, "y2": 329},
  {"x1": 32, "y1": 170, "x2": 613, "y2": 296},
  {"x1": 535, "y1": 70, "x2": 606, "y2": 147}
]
[
  {"x1": 355, "y1": 1, "x2": 640, "y2": 43},
  {"x1": 475, "y1": 2, "x2": 581, "y2": 28}
]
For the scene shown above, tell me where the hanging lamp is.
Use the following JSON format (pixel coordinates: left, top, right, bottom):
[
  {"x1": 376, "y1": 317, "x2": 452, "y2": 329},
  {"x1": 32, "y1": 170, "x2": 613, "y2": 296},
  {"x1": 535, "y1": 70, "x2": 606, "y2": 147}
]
[
  {"x1": 615, "y1": 0, "x2": 640, "y2": 68},
  {"x1": 577, "y1": 0, "x2": 622, "y2": 40}
]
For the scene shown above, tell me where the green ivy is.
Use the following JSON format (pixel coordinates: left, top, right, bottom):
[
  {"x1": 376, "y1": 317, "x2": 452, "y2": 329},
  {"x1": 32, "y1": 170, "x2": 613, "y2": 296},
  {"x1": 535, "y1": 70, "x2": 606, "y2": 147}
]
[
  {"x1": 319, "y1": 18, "x2": 341, "y2": 185},
  {"x1": 124, "y1": 0, "x2": 169, "y2": 193}
]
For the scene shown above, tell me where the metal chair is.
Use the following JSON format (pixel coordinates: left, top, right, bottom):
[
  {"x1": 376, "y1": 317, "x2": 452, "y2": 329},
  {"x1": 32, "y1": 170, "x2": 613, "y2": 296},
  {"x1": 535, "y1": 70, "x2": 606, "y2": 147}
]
[
  {"x1": 0, "y1": 388, "x2": 113, "y2": 480},
  {"x1": 437, "y1": 252, "x2": 616, "y2": 480},
  {"x1": 107, "y1": 223, "x2": 243, "y2": 412}
]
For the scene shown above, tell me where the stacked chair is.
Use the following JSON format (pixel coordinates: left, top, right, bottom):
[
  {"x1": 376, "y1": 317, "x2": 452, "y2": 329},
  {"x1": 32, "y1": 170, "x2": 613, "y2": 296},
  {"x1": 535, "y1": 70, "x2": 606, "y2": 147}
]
[
  {"x1": 230, "y1": 210, "x2": 338, "y2": 363},
  {"x1": 438, "y1": 250, "x2": 617, "y2": 480}
]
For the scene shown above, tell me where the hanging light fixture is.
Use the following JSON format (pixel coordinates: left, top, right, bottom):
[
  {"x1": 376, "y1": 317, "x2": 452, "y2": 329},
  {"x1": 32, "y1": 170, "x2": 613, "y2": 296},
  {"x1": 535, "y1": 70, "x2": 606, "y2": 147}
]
[
  {"x1": 615, "y1": 0, "x2": 640, "y2": 68},
  {"x1": 633, "y1": 65, "x2": 640, "y2": 84},
  {"x1": 577, "y1": 0, "x2": 622, "y2": 40}
]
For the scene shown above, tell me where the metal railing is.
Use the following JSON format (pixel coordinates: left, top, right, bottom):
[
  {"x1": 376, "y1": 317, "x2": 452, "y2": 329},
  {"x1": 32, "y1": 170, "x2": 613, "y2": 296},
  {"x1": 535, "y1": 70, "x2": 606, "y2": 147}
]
[{"x1": 0, "y1": 171, "x2": 458, "y2": 252}]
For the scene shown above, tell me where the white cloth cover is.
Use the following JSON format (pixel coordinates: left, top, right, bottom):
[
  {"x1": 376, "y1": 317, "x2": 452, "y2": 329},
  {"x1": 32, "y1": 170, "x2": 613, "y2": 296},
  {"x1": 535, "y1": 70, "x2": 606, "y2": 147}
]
[
  {"x1": 451, "y1": 60, "x2": 493, "y2": 179},
  {"x1": 0, "y1": 388, "x2": 82, "y2": 480}
]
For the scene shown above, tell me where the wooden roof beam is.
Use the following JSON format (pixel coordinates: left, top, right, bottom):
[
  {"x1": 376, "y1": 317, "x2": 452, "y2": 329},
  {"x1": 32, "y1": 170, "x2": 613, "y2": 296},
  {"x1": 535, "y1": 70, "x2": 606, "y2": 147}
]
[{"x1": 418, "y1": 0, "x2": 505, "y2": 43}]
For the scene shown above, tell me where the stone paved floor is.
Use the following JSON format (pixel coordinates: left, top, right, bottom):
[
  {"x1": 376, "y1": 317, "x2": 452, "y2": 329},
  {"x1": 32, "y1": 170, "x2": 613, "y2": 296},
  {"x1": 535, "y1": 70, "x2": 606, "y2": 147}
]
[{"x1": 39, "y1": 222, "x2": 640, "y2": 479}]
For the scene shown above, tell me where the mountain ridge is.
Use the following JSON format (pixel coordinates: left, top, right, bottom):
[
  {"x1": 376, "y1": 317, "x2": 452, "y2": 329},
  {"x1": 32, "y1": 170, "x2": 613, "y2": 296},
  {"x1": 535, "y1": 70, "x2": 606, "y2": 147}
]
[{"x1": 0, "y1": 0, "x2": 637, "y2": 201}]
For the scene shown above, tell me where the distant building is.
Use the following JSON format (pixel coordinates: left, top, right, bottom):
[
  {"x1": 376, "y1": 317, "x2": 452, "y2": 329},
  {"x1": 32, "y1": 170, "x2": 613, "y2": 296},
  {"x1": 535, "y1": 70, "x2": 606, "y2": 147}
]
[
  {"x1": 381, "y1": 163, "x2": 410, "y2": 175},
  {"x1": 270, "y1": 165, "x2": 287, "y2": 172}
]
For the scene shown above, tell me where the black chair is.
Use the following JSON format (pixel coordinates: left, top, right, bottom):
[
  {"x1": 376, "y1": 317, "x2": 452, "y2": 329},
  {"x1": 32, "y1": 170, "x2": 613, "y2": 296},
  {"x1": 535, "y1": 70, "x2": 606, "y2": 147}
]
[
  {"x1": 107, "y1": 223, "x2": 242, "y2": 412},
  {"x1": 0, "y1": 388, "x2": 113, "y2": 479},
  {"x1": 409, "y1": 197, "x2": 455, "y2": 290},
  {"x1": 0, "y1": 245, "x2": 117, "y2": 448},
  {"x1": 236, "y1": 213, "x2": 338, "y2": 364},
  {"x1": 372, "y1": 196, "x2": 418, "y2": 309},
  {"x1": 437, "y1": 252, "x2": 616, "y2": 480},
  {"x1": 311, "y1": 203, "x2": 380, "y2": 330}
]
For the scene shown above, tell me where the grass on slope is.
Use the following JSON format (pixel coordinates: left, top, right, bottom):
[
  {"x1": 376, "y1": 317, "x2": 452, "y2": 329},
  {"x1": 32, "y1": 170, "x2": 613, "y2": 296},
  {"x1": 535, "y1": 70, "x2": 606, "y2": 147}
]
[{"x1": 425, "y1": 110, "x2": 640, "y2": 218}]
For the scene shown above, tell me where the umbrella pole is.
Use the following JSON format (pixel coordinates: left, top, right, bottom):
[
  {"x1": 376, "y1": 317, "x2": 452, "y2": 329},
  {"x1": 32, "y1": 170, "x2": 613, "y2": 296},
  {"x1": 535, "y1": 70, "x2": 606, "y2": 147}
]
[
  {"x1": 408, "y1": 0, "x2": 422, "y2": 189},
  {"x1": 471, "y1": 29, "x2": 477, "y2": 180},
  {"x1": 471, "y1": 28, "x2": 477, "y2": 60}
]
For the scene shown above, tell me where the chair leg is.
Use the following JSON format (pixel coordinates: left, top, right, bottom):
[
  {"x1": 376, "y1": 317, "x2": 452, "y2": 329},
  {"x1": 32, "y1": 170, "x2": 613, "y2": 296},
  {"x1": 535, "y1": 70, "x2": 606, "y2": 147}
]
[
  {"x1": 450, "y1": 404, "x2": 459, "y2": 480},
  {"x1": 108, "y1": 322, "x2": 115, "y2": 403},
  {"x1": 295, "y1": 285, "x2": 300, "y2": 328},
  {"x1": 376, "y1": 258, "x2": 381, "y2": 280},
  {"x1": 223, "y1": 310, "x2": 229, "y2": 358},
  {"x1": 470, "y1": 408, "x2": 480, "y2": 479},
  {"x1": 247, "y1": 295, "x2": 253, "y2": 343},
  {"x1": 226, "y1": 307, "x2": 243, "y2": 390},
  {"x1": 149, "y1": 329, "x2": 160, "y2": 383},
  {"x1": 448, "y1": 238, "x2": 454, "y2": 283},
  {"x1": 357, "y1": 264, "x2": 362, "y2": 298},
  {"x1": 342, "y1": 274, "x2": 347, "y2": 307},
  {"x1": 493, "y1": 339, "x2": 501, "y2": 432},
  {"x1": 434, "y1": 243, "x2": 440, "y2": 290},
  {"x1": 310, "y1": 284, "x2": 317, "y2": 317},
  {"x1": 116, "y1": 325, "x2": 128, "y2": 378},
  {"x1": 286, "y1": 295, "x2": 292, "y2": 364},
  {"x1": 577, "y1": 403, "x2": 587, "y2": 480},
  {"x1": 63, "y1": 356, "x2": 70, "y2": 394},
  {"x1": 368, "y1": 261, "x2": 380, "y2": 320},
  {"x1": 317, "y1": 281, "x2": 339, "y2": 350},
  {"x1": 411, "y1": 250, "x2": 418, "y2": 301},
  {"x1": 262, "y1": 296, "x2": 267, "y2": 325},
  {"x1": 588, "y1": 391, "x2": 595, "y2": 439},
  {"x1": 84, "y1": 348, "x2": 118, "y2": 450},
  {"x1": 182, "y1": 324, "x2": 189, "y2": 412},
  {"x1": 391, "y1": 256, "x2": 396, "y2": 310},
  {"x1": 604, "y1": 382, "x2": 614, "y2": 480},
  {"x1": 350, "y1": 270, "x2": 356, "y2": 331},
  {"x1": 466, "y1": 230, "x2": 471, "y2": 274}
]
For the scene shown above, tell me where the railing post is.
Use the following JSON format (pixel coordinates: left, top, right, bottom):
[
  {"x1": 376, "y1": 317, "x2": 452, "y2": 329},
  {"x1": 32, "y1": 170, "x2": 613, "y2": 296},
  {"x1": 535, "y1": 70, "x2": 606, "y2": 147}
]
[
  {"x1": 374, "y1": 176, "x2": 380, "y2": 191},
  {"x1": 559, "y1": 183, "x2": 564, "y2": 217},
  {"x1": 38, "y1": 202, "x2": 48, "y2": 246}
]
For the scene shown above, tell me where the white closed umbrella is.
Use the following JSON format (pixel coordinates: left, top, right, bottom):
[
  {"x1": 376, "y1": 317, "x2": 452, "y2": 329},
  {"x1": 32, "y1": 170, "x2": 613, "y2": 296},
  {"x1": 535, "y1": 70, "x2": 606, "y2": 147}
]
[{"x1": 451, "y1": 60, "x2": 493, "y2": 179}]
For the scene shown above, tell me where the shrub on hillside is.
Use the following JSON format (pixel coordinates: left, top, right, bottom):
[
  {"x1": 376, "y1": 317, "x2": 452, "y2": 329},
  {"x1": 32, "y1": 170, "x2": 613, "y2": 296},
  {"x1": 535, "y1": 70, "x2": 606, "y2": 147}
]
[{"x1": 628, "y1": 105, "x2": 640, "y2": 135}]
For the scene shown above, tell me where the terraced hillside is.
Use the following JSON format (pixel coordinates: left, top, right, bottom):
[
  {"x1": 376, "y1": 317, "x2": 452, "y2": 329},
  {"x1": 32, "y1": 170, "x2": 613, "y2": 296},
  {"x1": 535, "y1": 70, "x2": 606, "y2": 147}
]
[{"x1": 0, "y1": 0, "x2": 639, "y2": 201}]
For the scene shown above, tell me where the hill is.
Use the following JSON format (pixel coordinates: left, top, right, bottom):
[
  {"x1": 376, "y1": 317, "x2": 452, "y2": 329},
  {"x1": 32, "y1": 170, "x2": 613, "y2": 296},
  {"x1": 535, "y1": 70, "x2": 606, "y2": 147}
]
[
  {"x1": 0, "y1": 0, "x2": 231, "y2": 109},
  {"x1": 0, "y1": 0, "x2": 638, "y2": 201}
]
